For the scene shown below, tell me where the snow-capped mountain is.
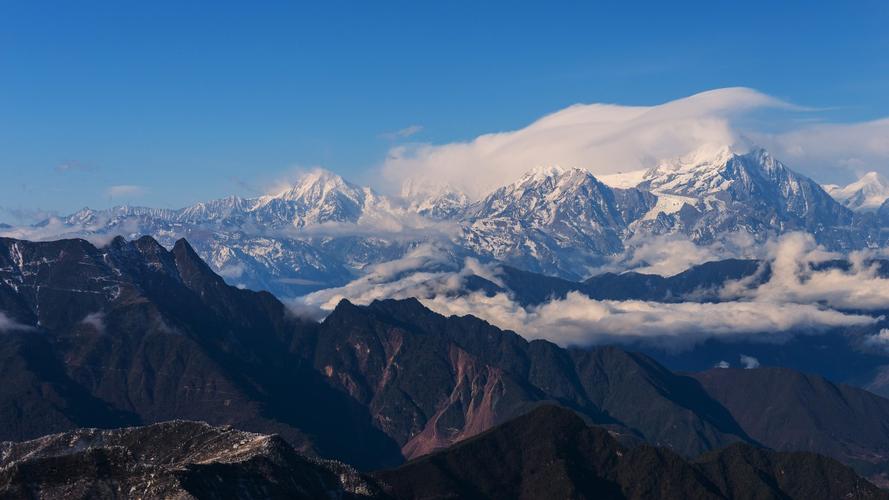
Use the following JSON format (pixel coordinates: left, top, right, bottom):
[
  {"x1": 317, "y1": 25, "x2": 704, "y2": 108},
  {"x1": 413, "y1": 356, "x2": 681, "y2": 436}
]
[
  {"x1": 5, "y1": 146, "x2": 885, "y2": 296},
  {"x1": 400, "y1": 178, "x2": 470, "y2": 220},
  {"x1": 461, "y1": 165, "x2": 653, "y2": 277},
  {"x1": 631, "y1": 146, "x2": 861, "y2": 247},
  {"x1": 54, "y1": 169, "x2": 416, "y2": 295},
  {"x1": 824, "y1": 171, "x2": 889, "y2": 212}
]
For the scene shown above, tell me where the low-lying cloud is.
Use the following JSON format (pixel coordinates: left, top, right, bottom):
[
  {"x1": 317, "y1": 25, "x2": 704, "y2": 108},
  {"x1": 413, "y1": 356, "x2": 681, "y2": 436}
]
[
  {"x1": 80, "y1": 311, "x2": 106, "y2": 334},
  {"x1": 0, "y1": 312, "x2": 34, "y2": 333},
  {"x1": 722, "y1": 232, "x2": 889, "y2": 311},
  {"x1": 295, "y1": 231, "x2": 886, "y2": 350}
]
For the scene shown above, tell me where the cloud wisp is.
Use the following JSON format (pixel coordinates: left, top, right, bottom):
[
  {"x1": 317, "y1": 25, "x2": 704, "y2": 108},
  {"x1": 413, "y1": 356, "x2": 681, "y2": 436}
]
[
  {"x1": 0, "y1": 312, "x2": 34, "y2": 333},
  {"x1": 106, "y1": 185, "x2": 146, "y2": 199},
  {"x1": 380, "y1": 124, "x2": 424, "y2": 140}
]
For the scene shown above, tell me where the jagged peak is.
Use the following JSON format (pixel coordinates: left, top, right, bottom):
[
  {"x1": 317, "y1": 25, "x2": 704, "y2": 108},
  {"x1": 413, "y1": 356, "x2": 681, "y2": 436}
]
[
  {"x1": 267, "y1": 168, "x2": 360, "y2": 202},
  {"x1": 860, "y1": 171, "x2": 886, "y2": 182},
  {"x1": 509, "y1": 164, "x2": 598, "y2": 189},
  {"x1": 650, "y1": 144, "x2": 739, "y2": 174},
  {"x1": 524, "y1": 164, "x2": 569, "y2": 179},
  {"x1": 826, "y1": 170, "x2": 889, "y2": 211}
]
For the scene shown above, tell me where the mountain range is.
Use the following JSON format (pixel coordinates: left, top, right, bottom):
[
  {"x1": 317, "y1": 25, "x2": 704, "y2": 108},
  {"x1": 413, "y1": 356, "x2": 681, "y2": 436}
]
[
  {"x1": 3, "y1": 235, "x2": 889, "y2": 488},
  {"x1": 4, "y1": 407, "x2": 885, "y2": 500},
  {"x1": 6, "y1": 146, "x2": 889, "y2": 296}
]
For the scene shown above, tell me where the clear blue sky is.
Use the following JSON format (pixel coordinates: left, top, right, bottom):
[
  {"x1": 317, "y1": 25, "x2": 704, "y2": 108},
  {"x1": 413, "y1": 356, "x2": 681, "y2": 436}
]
[{"x1": 1, "y1": 1, "x2": 888, "y2": 220}]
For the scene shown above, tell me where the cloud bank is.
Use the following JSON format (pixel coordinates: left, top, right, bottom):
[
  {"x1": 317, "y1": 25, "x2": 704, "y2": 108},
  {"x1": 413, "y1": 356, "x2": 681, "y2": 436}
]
[{"x1": 295, "y1": 232, "x2": 885, "y2": 351}]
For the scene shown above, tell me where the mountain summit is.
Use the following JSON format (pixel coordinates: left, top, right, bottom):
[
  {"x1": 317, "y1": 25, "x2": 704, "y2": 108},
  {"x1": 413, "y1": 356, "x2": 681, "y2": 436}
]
[{"x1": 825, "y1": 171, "x2": 889, "y2": 212}]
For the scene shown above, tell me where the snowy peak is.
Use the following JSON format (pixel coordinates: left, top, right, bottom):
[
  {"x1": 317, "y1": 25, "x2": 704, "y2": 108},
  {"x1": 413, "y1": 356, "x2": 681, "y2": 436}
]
[
  {"x1": 251, "y1": 168, "x2": 384, "y2": 227},
  {"x1": 478, "y1": 165, "x2": 606, "y2": 214},
  {"x1": 265, "y1": 168, "x2": 364, "y2": 206},
  {"x1": 639, "y1": 146, "x2": 813, "y2": 205},
  {"x1": 639, "y1": 145, "x2": 741, "y2": 197},
  {"x1": 825, "y1": 171, "x2": 889, "y2": 212},
  {"x1": 401, "y1": 178, "x2": 470, "y2": 219},
  {"x1": 512, "y1": 165, "x2": 598, "y2": 193},
  {"x1": 457, "y1": 164, "x2": 649, "y2": 274},
  {"x1": 650, "y1": 144, "x2": 737, "y2": 175},
  {"x1": 519, "y1": 164, "x2": 570, "y2": 182}
]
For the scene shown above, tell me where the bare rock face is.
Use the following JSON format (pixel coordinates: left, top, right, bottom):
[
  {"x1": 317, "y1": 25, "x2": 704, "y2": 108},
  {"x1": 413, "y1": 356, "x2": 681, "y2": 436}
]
[
  {"x1": 0, "y1": 421, "x2": 382, "y2": 500},
  {"x1": 305, "y1": 298, "x2": 754, "y2": 461}
]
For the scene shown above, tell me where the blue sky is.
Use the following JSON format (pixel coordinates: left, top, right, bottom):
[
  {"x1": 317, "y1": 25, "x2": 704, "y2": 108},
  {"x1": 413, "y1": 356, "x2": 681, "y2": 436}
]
[{"x1": 1, "y1": 1, "x2": 888, "y2": 220}]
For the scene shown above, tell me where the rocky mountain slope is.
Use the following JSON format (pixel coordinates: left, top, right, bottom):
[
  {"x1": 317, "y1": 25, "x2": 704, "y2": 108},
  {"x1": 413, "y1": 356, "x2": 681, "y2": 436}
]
[
  {"x1": 4, "y1": 410, "x2": 884, "y2": 500},
  {"x1": 3, "y1": 235, "x2": 889, "y2": 479},
  {"x1": 376, "y1": 405, "x2": 887, "y2": 500},
  {"x1": 633, "y1": 147, "x2": 862, "y2": 248},
  {"x1": 0, "y1": 421, "x2": 380, "y2": 499},
  {"x1": 303, "y1": 298, "x2": 753, "y2": 460}
]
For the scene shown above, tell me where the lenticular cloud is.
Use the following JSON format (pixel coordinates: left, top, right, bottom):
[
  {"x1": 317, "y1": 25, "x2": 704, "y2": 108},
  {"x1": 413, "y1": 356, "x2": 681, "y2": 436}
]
[{"x1": 382, "y1": 88, "x2": 794, "y2": 199}]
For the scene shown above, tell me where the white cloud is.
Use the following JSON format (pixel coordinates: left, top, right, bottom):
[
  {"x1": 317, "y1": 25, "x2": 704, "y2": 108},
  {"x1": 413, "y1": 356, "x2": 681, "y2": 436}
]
[
  {"x1": 865, "y1": 329, "x2": 889, "y2": 351},
  {"x1": 417, "y1": 291, "x2": 873, "y2": 351},
  {"x1": 106, "y1": 185, "x2": 146, "y2": 198},
  {"x1": 739, "y1": 354, "x2": 760, "y2": 369},
  {"x1": 80, "y1": 311, "x2": 106, "y2": 334},
  {"x1": 715, "y1": 361, "x2": 730, "y2": 369},
  {"x1": 757, "y1": 118, "x2": 889, "y2": 184},
  {"x1": 295, "y1": 232, "x2": 880, "y2": 351},
  {"x1": 600, "y1": 230, "x2": 760, "y2": 277},
  {"x1": 380, "y1": 88, "x2": 889, "y2": 198},
  {"x1": 0, "y1": 215, "x2": 141, "y2": 246},
  {"x1": 722, "y1": 232, "x2": 889, "y2": 311},
  {"x1": 381, "y1": 88, "x2": 797, "y2": 199},
  {"x1": 0, "y1": 312, "x2": 34, "y2": 333},
  {"x1": 381, "y1": 124, "x2": 424, "y2": 140},
  {"x1": 217, "y1": 263, "x2": 246, "y2": 279}
]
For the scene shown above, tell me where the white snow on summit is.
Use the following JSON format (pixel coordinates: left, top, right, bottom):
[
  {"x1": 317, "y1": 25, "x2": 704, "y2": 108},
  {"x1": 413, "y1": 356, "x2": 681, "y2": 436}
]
[{"x1": 824, "y1": 171, "x2": 889, "y2": 212}]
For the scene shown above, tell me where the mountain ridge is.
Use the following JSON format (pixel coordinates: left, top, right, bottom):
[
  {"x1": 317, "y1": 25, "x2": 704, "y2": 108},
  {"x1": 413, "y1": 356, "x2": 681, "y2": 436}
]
[{"x1": 7, "y1": 146, "x2": 883, "y2": 297}]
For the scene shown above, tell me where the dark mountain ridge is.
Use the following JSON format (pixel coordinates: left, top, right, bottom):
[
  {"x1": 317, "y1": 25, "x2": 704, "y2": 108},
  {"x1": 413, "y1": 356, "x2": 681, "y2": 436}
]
[
  {"x1": 376, "y1": 405, "x2": 887, "y2": 500},
  {"x1": 2, "y1": 235, "x2": 889, "y2": 481}
]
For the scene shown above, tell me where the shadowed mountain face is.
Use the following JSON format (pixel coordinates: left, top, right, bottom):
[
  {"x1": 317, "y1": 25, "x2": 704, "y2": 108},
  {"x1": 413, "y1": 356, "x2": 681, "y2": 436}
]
[
  {"x1": 0, "y1": 421, "x2": 381, "y2": 500},
  {"x1": 693, "y1": 367, "x2": 889, "y2": 484},
  {"x1": 462, "y1": 258, "x2": 765, "y2": 307},
  {"x1": 5, "y1": 412, "x2": 883, "y2": 500},
  {"x1": 376, "y1": 405, "x2": 887, "y2": 500},
  {"x1": 0, "y1": 235, "x2": 754, "y2": 468},
  {"x1": 302, "y1": 297, "x2": 753, "y2": 459},
  {"x1": 0, "y1": 235, "x2": 403, "y2": 470},
  {"x1": 4, "y1": 235, "x2": 889, "y2": 481}
]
